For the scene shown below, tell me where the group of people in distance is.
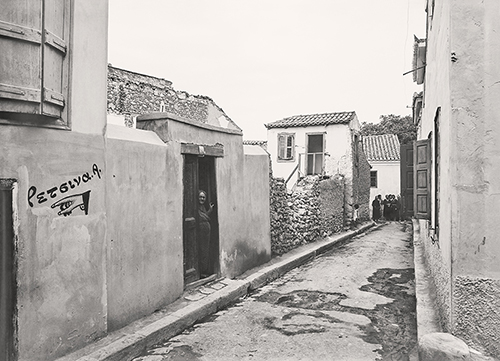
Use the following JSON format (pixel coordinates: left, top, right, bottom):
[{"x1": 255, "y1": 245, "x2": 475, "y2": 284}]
[{"x1": 371, "y1": 194, "x2": 401, "y2": 222}]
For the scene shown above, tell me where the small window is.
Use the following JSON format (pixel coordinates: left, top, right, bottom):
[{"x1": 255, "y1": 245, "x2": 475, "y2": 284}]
[
  {"x1": 370, "y1": 171, "x2": 378, "y2": 188},
  {"x1": 277, "y1": 133, "x2": 295, "y2": 161}
]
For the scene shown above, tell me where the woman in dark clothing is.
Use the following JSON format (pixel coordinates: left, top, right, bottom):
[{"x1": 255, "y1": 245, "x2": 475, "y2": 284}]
[
  {"x1": 372, "y1": 195, "x2": 382, "y2": 222},
  {"x1": 198, "y1": 190, "x2": 214, "y2": 277}
]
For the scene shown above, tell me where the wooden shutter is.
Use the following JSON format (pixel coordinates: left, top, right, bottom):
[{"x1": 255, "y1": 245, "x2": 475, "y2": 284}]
[
  {"x1": 0, "y1": 1, "x2": 43, "y2": 114},
  {"x1": 414, "y1": 139, "x2": 431, "y2": 219},
  {"x1": 42, "y1": 0, "x2": 69, "y2": 118},
  {"x1": 400, "y1": 143, "x2": 414, "y2": 218},
  {"x1": 0, "y1": 0, "x2": 69, "y2": 126},
  {"x1": 278, "y1": 134, "x2": 286, "y2": 159}
]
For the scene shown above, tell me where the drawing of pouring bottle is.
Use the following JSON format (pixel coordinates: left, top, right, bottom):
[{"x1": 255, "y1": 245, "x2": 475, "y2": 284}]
[{"x1": 51, "y1": 190, "x2": 91, "y2": 216}]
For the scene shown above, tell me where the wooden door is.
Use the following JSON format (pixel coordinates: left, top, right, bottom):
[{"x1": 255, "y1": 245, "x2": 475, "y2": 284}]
[
  {"x1": 183, "y1": 155, "x2": 219, "y2": 285},
  {"x1": 198, "y1": 157, "x2": 219, "y2": 277},
  {"x1": 183, "y1": 155, "x2": 199, "y2": 284},
  {"x1": 400, "y1": 143, "x2": 414, "y2": 219},
  {"x1": 0, "y1": 180, "x2": 17, "y2": 361}
]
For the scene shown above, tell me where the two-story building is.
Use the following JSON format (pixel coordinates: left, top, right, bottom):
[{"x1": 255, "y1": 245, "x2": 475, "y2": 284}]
[
  {"x1": 265, "y1": 111, "x2": 370, "y2": 225},
  {"x1": 412, "y1": 0, "x2": 500, "y2": 357}
]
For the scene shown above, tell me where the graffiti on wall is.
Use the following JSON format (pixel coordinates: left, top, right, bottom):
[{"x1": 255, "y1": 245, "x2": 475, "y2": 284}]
[{"x1": 27, "y1": 164, "x2": 102, "y2": 217}]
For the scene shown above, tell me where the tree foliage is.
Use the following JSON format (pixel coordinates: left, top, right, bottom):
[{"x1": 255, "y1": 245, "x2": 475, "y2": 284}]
[{"x1": 360, "y1": 114, "x2": 417, "y2": 145}]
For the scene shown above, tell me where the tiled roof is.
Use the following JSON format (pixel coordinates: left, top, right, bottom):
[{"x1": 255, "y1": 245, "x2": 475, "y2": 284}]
[
  {"x1": 362, "y1": 134, "x2": 400, "y2": 161},
  {"x1": 243, "y1": 140, "x2": 267, "y2": 146},
  {"x1": 265, "y1": 111, "x2": 356, "y2": 129}
]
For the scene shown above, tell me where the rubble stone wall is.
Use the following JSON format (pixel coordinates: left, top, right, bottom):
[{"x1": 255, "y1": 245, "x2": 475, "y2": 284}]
[
  {"x1": 107, "y1": 66, "x2": 209, "y2": 123},
  {"x1": 318, "y1": 176, "x2": 345, "y2": 235},
  {"x1": 353, "y1": 145, "x2": 372, "y2": 221},
  {"x1": 270, "y1": 176, "x2": 346, "y2": 256}
]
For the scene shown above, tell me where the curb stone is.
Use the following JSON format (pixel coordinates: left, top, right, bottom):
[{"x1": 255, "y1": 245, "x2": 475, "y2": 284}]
[{"x1": 56, "y1": 221, "x2": 377, "y2": 361}]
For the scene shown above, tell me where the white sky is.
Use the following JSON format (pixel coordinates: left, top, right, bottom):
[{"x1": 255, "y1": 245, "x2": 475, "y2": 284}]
[{"x1": 108, "y1": 0, "x2": 426, "y2": 140}]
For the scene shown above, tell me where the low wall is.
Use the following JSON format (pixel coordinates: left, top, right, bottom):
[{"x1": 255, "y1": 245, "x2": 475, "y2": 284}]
[
  {"x1": 270, "y1": 176, "x2": 347, "y2": 256},
  {"x1": 318, "y1": 176, "x2": 345, "y2": 234},
  {"x1": 105, "y1": 125, "x2": 184, "y2": 331}
]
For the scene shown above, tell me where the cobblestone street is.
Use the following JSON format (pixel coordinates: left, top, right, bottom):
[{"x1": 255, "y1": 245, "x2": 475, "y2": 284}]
[{"x1": 133, "y1": 222, "x2": 417, "y2": 361}]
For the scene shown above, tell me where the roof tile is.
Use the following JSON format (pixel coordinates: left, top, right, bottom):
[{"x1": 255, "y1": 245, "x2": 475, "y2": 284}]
[
  {"x1": 362, "y1": 134, "x2": 400, "y2": 161},
  {"x1": 265, "y1": 111, "x2": 356, "y2": 129}
]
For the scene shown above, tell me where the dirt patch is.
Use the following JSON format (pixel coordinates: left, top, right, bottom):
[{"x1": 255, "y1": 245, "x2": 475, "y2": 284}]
[
  {"x1": 137, "y1": 342, "x2": 202, "y2": 361},
  {"x1": 256, "y1": 268, "x2": 417, "y2": 360}
]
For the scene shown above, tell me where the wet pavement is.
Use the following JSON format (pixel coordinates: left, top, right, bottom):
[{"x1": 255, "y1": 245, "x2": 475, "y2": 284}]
[{"x1": 133, "y1": 222, "x2": 417, "y2": 361}]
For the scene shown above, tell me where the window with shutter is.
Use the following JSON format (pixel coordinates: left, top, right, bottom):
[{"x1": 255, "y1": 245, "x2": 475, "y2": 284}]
[
  {"x1": 0, "y1": 0, "x2": 70, "y2": 129},
  {"x1": 413, "y1": 138, "x2": 431, "y2": 219},
  {"x1": 277, "y1": 133, "x2": 294, "y2": 161}
]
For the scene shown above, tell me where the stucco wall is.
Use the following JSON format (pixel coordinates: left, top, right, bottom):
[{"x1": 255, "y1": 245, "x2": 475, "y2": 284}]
[
  {"x1": 449, "y1": 0, "x2": 500, "y2": 355},
  {"x1": 241, "y1": 145, "x2": 272, "y2": 273},
  {"x1": 0, "y1": 1, "x2": 110, "y2": 359},
  {"x1": 70, "y1": 0, "x2": 108, "y2": 135},
  {"x1": 266, "y1": 123, "x2": 354, "y2": 182},
  {"x1": 369, "y1": 161, "x2": 400, "y2": 202},
  {"x1": 0, "y1": 127, "x2": 107, "y2": 361},
  {"x1": 417, "y1": 0, "x2": 453, "y2": 332},
  {"x1": 105, "y1": 125, "x2": 184, "y2": 330},
  {"x1": 137, "y1": 114, "x2": 271, "y2": 279},
  {"x1": 419, "y1": 0, "x2": 500, "y2": 356}
]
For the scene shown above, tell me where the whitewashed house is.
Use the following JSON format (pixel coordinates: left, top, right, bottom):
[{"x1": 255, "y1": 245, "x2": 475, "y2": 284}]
[
  {"x1": 265, "y1": 112, "x2": 361, "y2": 184},
  {"x1": 265, "y1": 111, "x2": 370, "y2": 225},
  {"x1": 362, "y1": 134, "x2": 401, "y2": 201}
]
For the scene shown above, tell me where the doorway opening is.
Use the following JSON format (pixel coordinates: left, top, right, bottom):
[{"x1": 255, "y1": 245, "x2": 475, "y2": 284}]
[
  {"x1": 183, "y1": 155, "x2": 219, "y2": 286},
  {"x1": 1, "y1": 179, "x2": 17, "y2": 361},
  {"x1": 306, "y1": 133, "x2": 325, "y2": 175}
]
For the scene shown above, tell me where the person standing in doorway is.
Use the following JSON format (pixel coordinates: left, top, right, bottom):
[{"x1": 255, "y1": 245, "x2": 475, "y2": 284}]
[{"x1": 198, "y1": 190, "x2": 214, "y2": 277}]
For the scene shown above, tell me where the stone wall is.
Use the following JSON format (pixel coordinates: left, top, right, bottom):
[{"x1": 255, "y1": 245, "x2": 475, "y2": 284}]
[
  {"x1": 270, "y1": 175, "x2": 347, "y2": 256},
  {"x1": 353, "y1": 143, "x2": 372, "y2": 221},
  {"x1": 318, "y1": 175, "x2": 345, "y2": 235},
  {"x1": 269, "y1": 178, "x2": 294, "y2": 256},
  {"x1": 107, "y1": 65, "x2": 240, "y2": 131}
]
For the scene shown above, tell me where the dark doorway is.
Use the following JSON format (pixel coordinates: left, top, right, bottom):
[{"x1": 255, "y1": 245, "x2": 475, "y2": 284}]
[
  {"x1": 182, "y1": 155, "x2": 219, "y2": 286},
  {"x1": 1, "y1": 179, "x2": 17, "y2": 361},
  {"x1": 306, "y1": 134, "x2": 324, "y2": 175}
]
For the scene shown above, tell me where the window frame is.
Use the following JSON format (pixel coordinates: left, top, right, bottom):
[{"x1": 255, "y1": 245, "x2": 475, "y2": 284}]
[
  {"x1": 305, "y1": 132, "x2": 326, "y2": 175},
  {"x1": 277, "y1": 132, "x2": 295, "y2": 162}
]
